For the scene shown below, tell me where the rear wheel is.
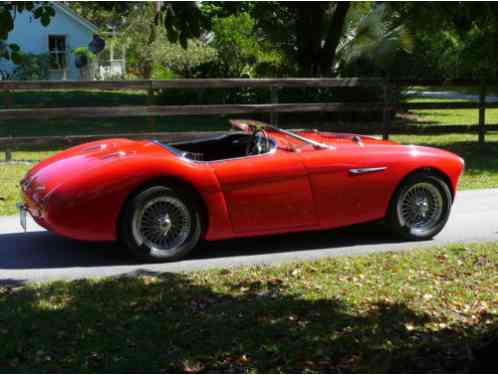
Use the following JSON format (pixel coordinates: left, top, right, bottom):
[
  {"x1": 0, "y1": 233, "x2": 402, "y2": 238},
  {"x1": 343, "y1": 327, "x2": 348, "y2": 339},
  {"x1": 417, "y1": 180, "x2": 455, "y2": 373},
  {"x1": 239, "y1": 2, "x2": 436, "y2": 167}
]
[
  {"x1": 120, "y1": 185, "x2": 202, "y2": 262},
  {"x1": 388, "y1": 172, "x2": 452, "y2": 241}
]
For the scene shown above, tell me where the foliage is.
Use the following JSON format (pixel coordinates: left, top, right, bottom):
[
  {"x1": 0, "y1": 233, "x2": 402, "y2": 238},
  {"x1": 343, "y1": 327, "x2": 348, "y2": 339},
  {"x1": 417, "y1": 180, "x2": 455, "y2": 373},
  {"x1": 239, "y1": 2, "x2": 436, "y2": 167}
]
[
  {"x1": 247, "y1": 2, "x2": 353, "y2": 76},
  {"x1": 73, "y1": 47, "x2": 96, "y2": 62},
  {"x1": 68, "y1": 2, "x2": 132, "y2": 30},
  {"x1": 207, "y1": 12, "x2": 285, "y2": 78},
  {"x1": 200, "y1": 2, "x2": 411, "y2": 78},
  {"x1": 0, "y1": 243, "x2": 497, "y2": 371},
  {"x1": 12, "y1": 53, "x2": 49, "y2": 80},
  {"x1": 0, "y1": 2, "x2": 55, "y2": 63},
  {"x1": 336, "y1": 4, "x2": 413, "y2": 76},
  {"x1": 151, "y1": 66, "x2": 177, "y2": 80},
  {"x1": 109, "y1": 3, "x2": 214, "y2": 79},
  {"x1": 155, "y1": 39, "x2": 217, "y2": 78},
  {"x1": 387, "y1": 3, "x2": 498, "y2": 79},
  {"x1": 200, "y1": 2, "x2": 353, "y2": 76},
  {"x1": 69, "y1": 2, "x2": 206, "y2": 50}
]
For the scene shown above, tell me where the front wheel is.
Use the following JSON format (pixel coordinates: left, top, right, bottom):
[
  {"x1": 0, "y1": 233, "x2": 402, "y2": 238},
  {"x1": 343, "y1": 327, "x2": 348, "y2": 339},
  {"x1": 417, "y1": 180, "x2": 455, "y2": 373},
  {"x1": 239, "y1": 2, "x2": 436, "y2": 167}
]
[
  {"x1": 120, "y1": 185, "x2": 202, "y2": 262},
  {"x1": 388, "y1": 172, "x2": 452, "y2": 241}
]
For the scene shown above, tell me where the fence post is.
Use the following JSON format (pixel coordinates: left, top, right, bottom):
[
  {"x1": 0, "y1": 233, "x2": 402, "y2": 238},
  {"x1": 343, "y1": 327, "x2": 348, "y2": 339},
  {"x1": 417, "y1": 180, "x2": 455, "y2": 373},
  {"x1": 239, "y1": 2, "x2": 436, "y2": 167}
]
[
  {"x1": 147, "y1": 83, "x2": 156, "y2": 129},
  {"x1": 478, "y1": 80, "x2": 486, "y2": 144},
  {"x1": 3, "y1": 90, "x2": 12, "y2": 161},
  {"x1": 382, "y1": 78, "x2": 392, "y2": 140},
  {"x1": 270, "y1": 86, "x2": 279, "y2": 126}
]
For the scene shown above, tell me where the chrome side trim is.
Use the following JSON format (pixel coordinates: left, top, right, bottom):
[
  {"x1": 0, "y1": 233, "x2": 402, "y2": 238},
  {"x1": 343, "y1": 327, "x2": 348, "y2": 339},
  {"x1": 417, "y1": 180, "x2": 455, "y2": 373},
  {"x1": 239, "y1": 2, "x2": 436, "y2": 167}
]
[{"x1": 349, "y1": 167, "x2": 387, "y2": 175}]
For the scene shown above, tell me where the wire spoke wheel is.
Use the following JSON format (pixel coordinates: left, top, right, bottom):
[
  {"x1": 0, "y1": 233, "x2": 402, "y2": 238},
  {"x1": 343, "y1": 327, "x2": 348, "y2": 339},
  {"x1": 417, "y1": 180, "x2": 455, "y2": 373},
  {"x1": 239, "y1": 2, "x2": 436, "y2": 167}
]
[
  {"x1": 396, "y1": 182, "x2": 444, "y2": 236},
  {"x1": 132, "y1": 196, "x2": 192, "y2": 257}
]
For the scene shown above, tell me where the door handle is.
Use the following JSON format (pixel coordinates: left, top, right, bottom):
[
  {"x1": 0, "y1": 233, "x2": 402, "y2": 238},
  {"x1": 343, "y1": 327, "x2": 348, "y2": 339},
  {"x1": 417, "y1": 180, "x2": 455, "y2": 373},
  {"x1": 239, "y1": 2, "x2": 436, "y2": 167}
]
[{"x1": 349, "y1": 167, "x2": 387, "y2": 175}]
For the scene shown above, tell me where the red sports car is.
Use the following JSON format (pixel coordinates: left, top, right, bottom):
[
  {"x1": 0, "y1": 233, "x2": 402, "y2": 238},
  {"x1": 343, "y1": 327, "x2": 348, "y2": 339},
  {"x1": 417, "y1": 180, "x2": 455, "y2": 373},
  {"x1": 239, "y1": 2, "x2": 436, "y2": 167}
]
[{"x1": 19, "y1": 119, "x2": 464, "y2": 262}]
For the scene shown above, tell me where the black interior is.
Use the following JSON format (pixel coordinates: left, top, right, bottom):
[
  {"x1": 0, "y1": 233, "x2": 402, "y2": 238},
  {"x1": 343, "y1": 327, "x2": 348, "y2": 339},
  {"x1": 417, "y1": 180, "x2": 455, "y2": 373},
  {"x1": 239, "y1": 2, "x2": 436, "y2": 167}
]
[{"x1": 169, "y1": 133, "x2": 254, "y2": 161}]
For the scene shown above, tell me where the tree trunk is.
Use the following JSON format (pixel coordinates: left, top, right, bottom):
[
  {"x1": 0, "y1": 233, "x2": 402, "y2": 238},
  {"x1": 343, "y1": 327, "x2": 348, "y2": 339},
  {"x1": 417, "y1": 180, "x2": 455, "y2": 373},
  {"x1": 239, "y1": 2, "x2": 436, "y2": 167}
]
[
  {"x1": 493, "y1": 5, "x2": 498, "y2": 80},
  {"x1": 142, "y1": 1, "x2": 161, "y2": 79},
  {"x1": 293, "y1": 2, "x2": 350, "y2": 77},
  {"x1": 321, "y1": 1, "x2": 351, "y2": 75}
]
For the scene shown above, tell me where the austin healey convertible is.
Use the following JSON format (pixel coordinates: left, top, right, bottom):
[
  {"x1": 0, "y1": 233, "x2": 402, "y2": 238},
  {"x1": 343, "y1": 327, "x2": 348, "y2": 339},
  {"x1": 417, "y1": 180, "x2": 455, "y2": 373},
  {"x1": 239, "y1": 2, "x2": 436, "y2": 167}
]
[{"x1": 19, "y1": 119, "x2": 464, "y2": 261}]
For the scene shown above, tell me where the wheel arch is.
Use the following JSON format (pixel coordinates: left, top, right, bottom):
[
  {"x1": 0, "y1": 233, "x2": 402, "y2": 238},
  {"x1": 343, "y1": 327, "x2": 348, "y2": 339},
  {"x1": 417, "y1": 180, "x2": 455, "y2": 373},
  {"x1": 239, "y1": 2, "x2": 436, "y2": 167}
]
[
  {"x1": 386, "y1": 166, "x2": 454, "y2": 218},
  {"x1": 116, "y1": 175, "x2": 210, "y2": 241},
  {"x1": 402, "y1": 167, "x2": 454, "y2": 198}
]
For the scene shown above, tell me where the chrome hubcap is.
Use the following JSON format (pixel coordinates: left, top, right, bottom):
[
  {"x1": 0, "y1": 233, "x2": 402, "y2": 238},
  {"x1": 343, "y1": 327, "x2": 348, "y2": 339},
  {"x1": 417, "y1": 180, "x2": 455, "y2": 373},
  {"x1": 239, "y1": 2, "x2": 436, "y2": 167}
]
[
  {"x1": 132, "y1": 196, "x2": 192, "y2": 256},
  {"x1": 158, "y1": 214, "x2": 172, "y2": 234},
  {"x1": 397, "y1": 182, "x2": 444, "y2": 235}
]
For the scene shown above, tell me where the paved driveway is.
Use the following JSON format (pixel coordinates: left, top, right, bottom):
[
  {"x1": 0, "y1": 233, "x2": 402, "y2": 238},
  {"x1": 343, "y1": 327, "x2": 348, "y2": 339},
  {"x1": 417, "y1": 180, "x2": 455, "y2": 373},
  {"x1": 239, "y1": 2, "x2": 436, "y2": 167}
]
[{"x1": 1, "y1": 189, "x2": 498, "y2": 285}]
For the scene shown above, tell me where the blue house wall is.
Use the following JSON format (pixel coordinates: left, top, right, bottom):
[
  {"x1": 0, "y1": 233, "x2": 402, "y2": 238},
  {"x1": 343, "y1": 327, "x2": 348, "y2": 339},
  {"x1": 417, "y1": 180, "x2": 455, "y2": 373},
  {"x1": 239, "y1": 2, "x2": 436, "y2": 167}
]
[{"x1": 1, "y1": 3, "x2": 97, "y2": 80}]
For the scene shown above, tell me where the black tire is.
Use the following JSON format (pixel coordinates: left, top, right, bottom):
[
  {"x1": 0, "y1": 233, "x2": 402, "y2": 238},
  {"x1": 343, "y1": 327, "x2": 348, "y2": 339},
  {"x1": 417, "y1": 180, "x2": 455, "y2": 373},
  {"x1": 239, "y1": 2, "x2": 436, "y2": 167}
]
[
  {"x1": 119, "y1": 185, "x2": 202, "y2": 262},
  {"x1": 388, "y1": 172, "x2": 452, "y2": 241}
]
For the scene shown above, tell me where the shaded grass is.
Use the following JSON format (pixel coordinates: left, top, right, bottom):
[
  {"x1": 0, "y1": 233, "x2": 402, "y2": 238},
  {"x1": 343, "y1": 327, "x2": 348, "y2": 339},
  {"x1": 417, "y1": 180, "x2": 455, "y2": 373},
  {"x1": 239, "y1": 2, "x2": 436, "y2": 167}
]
[
  {"x1": 0, "y1": 242, "x2": 497, "y2": 372},
  {"x1": 0, "y1": 90, "x2": 147, "y2": 108},
  {"x1": 0, "y1": 116, "x2": 228, "y2": 138}
]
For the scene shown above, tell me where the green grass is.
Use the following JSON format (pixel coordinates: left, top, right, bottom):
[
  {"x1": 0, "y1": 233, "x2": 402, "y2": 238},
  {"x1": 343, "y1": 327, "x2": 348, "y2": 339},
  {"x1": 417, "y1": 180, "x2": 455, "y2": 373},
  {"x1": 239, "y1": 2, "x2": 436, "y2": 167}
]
[
  {"x1": 400, "y1": 89, "x2": 498, "y2": 126},
  {"x1": 1, "y1": 132, "x2": 498, "y2": 216},
  {"x1": 0, "y1": 163, "x2": 31, "y2": 216},
  {"x1": 0, "y1": 242, "x2": 497, "y2": 372},
  {"x1": 392, "y1": 133, "x2": 498, "y2": 190}
]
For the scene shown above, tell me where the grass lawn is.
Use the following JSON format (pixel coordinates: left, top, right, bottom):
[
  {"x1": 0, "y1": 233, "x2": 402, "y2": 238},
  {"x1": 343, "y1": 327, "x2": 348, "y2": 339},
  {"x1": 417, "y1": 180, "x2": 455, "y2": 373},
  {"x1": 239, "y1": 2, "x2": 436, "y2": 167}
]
[
  {"x1": 398, "y1": 97, "x2": 498, "y2": 126},
  {"x1": 392, "y1": 133, "x2": 498, "y2": 190},
  {"x1": 400, "y1": 82, "x2": 498, "y2": 126},
  {"x1": 1, "y1": 132, "x2": 498, "y2": 216},
  {"x1": 0, "y1": 242, "x2": 497, "y2": 372}
]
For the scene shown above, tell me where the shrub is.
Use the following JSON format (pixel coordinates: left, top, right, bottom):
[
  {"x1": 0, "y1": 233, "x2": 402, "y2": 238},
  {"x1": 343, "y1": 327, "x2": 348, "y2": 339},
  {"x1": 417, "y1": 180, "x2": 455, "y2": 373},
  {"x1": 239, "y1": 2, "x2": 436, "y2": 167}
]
[{"x1": 9, "y1": 53, "x2": 49, "y2": 80}]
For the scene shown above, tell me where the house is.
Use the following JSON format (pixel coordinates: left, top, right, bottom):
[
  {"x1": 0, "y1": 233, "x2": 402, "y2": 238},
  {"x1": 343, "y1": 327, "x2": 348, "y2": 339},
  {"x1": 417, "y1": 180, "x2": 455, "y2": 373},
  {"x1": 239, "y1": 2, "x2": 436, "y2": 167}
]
[{"x1": 2, "y1": 2, "x2": 99, "y2": 80}]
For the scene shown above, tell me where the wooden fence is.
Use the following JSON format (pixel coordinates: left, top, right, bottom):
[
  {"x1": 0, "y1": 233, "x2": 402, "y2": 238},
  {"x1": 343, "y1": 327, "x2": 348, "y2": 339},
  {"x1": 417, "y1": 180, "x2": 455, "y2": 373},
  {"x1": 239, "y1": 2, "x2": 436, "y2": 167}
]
[{"x1": 0, "y1": 78, "x2": 496, "y2": 161}]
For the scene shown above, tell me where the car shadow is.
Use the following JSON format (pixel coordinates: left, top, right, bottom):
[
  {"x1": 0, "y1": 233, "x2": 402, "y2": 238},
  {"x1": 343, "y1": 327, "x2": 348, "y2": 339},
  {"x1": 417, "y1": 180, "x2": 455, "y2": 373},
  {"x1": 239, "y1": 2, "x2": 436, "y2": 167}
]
[
  {"x1": 193, "y1": 222, "x2": 400, "y2": 259},
  {"x1": 0, "y1": 222, "x2": 403, "y2": 270},
  {"x1": 0, "y1": 231, "x2": 132, "y2": 270}
]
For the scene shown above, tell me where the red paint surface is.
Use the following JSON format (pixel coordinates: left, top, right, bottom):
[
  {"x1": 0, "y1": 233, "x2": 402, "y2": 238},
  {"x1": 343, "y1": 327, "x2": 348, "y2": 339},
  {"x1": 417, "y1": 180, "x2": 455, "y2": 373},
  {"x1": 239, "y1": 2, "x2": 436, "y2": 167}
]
[{"x1": 21, "y1": 129, "x2": 464, "y2": 243}]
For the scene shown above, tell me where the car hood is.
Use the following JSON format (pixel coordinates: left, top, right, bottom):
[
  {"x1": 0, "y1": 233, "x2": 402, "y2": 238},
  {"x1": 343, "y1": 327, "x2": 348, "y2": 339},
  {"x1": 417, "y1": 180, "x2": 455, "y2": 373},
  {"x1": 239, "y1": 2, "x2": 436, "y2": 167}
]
[
  {"x1": 298, "y1": 130, "x2": 459, "y2": 155},
  {"x1": 22, "y1": 139, "x2": 169, "y2": 198}
]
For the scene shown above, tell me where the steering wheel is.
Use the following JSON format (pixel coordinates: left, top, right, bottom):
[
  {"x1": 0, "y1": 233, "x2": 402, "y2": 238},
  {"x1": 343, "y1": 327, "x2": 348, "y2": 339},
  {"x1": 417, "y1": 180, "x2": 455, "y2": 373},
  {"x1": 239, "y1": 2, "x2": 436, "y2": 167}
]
[{"x1": 246, "y1": 128, "x2": 271, "y2": 156}]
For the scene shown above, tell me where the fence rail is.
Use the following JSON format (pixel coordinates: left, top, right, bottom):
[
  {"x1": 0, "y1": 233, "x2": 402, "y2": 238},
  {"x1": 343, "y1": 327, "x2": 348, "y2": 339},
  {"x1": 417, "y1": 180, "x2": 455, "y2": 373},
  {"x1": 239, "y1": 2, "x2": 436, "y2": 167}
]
[
  {"x1": 0, "y1": 78, "x2": 384, "y2": 90},
  {"x1": 0, "y1": 77, "x2": 494, "y2": 161}
]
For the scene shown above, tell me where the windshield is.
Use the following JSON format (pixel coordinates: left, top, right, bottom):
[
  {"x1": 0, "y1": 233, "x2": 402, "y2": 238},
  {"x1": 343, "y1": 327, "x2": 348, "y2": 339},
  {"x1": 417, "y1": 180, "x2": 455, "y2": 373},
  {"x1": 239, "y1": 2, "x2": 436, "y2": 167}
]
[{"x1": 230, "y1": 119, "x2": 329, "y2": 150}]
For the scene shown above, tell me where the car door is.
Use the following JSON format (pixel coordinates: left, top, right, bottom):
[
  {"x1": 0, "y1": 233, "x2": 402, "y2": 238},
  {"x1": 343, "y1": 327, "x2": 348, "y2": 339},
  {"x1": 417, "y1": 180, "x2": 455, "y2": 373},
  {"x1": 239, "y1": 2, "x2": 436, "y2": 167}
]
[
  {"x1": 299, "y1": 145, "x2": 393, "y2": 229},
  {"x1": 212, "y1": 149, "x2": 317, "y2": 234}
]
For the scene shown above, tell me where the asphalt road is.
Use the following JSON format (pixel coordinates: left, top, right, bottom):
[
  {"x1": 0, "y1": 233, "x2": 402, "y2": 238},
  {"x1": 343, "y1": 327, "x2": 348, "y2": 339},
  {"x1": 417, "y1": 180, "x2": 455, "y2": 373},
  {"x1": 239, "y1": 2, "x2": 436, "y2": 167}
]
[{"x1": 1, "y1": 188, "x2": 498, "y2": 285}]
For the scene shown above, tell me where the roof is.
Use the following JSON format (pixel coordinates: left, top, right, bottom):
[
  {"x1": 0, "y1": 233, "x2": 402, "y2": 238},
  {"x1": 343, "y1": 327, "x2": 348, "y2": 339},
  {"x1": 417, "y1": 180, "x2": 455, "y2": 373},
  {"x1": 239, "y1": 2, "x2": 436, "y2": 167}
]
[{"x1": 53, "y1": 2, "x2": 99, "y2": 34}]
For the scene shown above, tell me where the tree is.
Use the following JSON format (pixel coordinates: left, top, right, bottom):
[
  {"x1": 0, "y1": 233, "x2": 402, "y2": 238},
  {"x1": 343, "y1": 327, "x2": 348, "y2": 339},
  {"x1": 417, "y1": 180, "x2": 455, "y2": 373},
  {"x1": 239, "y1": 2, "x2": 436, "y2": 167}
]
[
  {"x1": 109, "y1": 3, "x2": 214, "y2": 79},
  {"x1": 70, "y1": 2, "x2": 208, "y2": 79},
  {"x1": 69, "y1": 1, "x2": 206, "y2": 49},
  {"x1": 247, "y1": 2, "x2": 352, "y2": 76},
  {"x1": 387, "y1": 2, "x2": 498, "y2": 79},
  {"x1": 336, "y1": 4, "x2": 413, "y2": 77},
  {"x1": 155, "y1": 40, "x2": 217, "y2": 78},
  {"x1": 206, "y1": 11, "x2": 285, "y2": 77}
]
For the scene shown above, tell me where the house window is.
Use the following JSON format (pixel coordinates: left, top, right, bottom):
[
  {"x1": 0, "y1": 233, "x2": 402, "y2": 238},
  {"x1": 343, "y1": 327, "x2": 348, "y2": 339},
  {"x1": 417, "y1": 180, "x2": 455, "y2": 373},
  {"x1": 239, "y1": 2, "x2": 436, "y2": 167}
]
[{"x1": 48, "y1": 35, "x2": 67, "y2": 70}]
